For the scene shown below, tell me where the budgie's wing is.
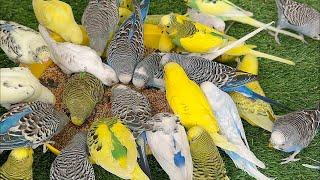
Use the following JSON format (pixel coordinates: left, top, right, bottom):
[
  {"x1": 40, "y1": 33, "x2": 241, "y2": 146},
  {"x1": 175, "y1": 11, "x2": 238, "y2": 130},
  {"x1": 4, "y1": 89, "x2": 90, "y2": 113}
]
[
  {"x1": 223, "y1": 70, "x2": 258, "y2": 91},
  {"x1": 225, "y1": 94, "x2": 249, "y2": 148},
  {"x1": 0, "y1": 79, "x2": 35, "y2": 104}
]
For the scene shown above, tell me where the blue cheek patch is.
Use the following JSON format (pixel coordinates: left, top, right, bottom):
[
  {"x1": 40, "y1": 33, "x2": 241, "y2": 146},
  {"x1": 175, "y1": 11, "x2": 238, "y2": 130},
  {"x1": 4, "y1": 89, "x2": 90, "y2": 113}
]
[{"x1": 174, "y1": 151, "x2": 185, "y2": 167}]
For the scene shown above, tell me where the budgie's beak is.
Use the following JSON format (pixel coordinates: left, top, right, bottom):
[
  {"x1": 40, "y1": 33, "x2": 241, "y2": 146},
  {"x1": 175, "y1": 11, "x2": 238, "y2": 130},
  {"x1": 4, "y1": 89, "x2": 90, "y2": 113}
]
[{"x1": 71, "y1": 117, "x2": 84, "y2": 126}]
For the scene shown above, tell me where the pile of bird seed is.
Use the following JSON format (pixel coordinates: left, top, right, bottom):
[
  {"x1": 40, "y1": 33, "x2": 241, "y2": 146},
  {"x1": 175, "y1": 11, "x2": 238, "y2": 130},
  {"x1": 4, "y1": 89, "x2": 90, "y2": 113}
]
[{"x1": 40, "y1": 63, "x2": 171, "y2": 150}]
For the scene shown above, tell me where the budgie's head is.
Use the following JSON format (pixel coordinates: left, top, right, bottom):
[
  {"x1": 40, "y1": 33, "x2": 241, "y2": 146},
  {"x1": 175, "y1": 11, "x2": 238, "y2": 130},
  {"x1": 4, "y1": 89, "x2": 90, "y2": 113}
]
[
  {"x1": 132, "y1": 64, "x2": 149, "y2": 89},
  {"x1": 119, "y1": 0, "x2": 134, "y2": 11},
  {"x1": 269, "y1": 124, "x2": 300, "y2": 152},
  {"x1": 164, "y1": 62, "x2": 189, "y2": 87},
  {"x1": 159, "y1": 13, "x2": 180, "y2": 36},
  {"x1": 33, "y1": 45, "x2": 51, "y2": 63},
  {"x1": 99, "y1": 63, "x2": 119, "y2": 86},
  {"x1": 66, "y1": 97, "x2": 95, "y2": 126},
  {"x1": 119, "y1": 7, "x2": 132, "y2": 25},
  {"x1": 151, "y1": 113, "x2": 179, "y2": 134}
]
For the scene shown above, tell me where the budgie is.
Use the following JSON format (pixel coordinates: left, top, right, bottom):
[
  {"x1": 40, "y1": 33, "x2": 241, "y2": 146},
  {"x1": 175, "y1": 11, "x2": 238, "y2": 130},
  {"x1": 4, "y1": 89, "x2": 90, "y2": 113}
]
[
  {"x1": 274, "y1": 0, "x2": 320, "y2": 43},
  {"x1": 270, "y1": 103, "x2": 320, "y2": 164},
  {"x1": 119, "y1": 0, "x2": 134, "y2": 11},
  {"x1": 188, "y1": 126, "x2": 229, "y2": 180},
  {"x1": 185, "y1": 0, "x2": 305, "y2": 42},
  {"x1": 0, "y1": 101, "x2": 70, "y2": 150},
  {"x1": 119, "y1": 7, "x2": 133, "y2": 25},
  {"x1": 38, "y1": 24, "x2": 118, "y2": 86},
  {"x1": 230, "y1": 55, "x2": 275, "y2": 132},
  {"x1": 62, "y1": 72, "x2": 104, "y2": 126},
  {"x1": 0, "y1": 148, "x2": 33, "y2": 180},
  {"x1": 0, "y1": 67, "x2": 55, "y2": 109},
  {"x1": 107, "y1": 0, "x2": 150, "y2": 84},
  {"x1": 32, "y1": 0, "x2": 83, "y2": 44},
  {"x1": 50, "y1": 132, "x2": 95, "y2": 180},
  {"x1": 19, "y1": 59, "x2": 54, "y2": 79},
  {"x1": 146, "y1": 113, "x2": 193, "y2": 180},
  {"x1": 161, "y1": 53, "x2": 289, "y2": 109},
  {"x1": 164, "y1": 62, "x2": 238, "y2": 152},
  {"x1": 87, "y1": 117, "x2": 149, "y2": 180},
  {"x1": 201, "y1": 82, "x2": 271, "y2": 180},
  {"x1": 143, "y1": 24, "x2": 175, "y2": 52},
  {"x1": 132, "y1": 53, "x2": 164, "y2": 89},
  {"x1": 0, "y1": 20, "x2": 50, "y2": 64},
  {"x1": 48, "y1": 25, "x2": 90, "y2": 45},
  {"x1": 111, "y1": 84, "x2": 152, "y2": 178},
  {"x1": 186, "y1": 8, "x2": 225, "y2": 32},
  {"x1": 159, "y1": 13, "x2": 294, "y2": 65},
  {"x1": 82, "y1": 0, "x2": 119, "y2": 56}
]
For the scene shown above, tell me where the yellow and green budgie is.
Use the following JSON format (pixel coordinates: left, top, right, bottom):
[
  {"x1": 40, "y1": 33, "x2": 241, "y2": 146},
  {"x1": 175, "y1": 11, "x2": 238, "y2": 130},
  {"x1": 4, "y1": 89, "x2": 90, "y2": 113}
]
[
  {"x1": 0, "y1": 148, "x2": 33, "y2": 180},
  {"x1": 159, "y1": 13, "x2": 294, "y2": 65},
  {"x1": 185, "y1": 0, "x2": 304, "y2": 43},
  {"x1": 143, "y1": 24, "x2": 175, "y2": 52},
  {"x1": 164, "y1": 62, "x2": 238, "y2": 152},
  {"x1": 229, "y1": 55, "x2": 276, "y2": 132},
  {"x1": 87, "y1": 117, "x2": 149, "y2": 180},
  {"x1": 32, "y1": 0, "x2": 83, "y2": 44}
]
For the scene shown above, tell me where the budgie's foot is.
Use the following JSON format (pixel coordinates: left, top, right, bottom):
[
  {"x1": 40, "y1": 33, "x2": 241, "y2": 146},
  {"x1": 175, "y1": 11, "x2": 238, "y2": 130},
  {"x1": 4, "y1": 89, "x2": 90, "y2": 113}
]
[
  {"x1": 43, "y1": 141, "x2": 56, "y2": 153},
  {"x1": 281, "y1": 151, "x2": 300, "y2": 164},
  {"x1": 274, "y1": 32, "x2": 281, "y2": 45},
  {"x1": 299, "y1": 34, "x2": 308, "y2": 44}
]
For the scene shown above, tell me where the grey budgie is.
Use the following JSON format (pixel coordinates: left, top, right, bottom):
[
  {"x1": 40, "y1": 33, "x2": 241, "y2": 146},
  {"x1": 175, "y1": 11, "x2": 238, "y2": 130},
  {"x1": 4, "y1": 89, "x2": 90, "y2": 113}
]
[
  {"x1": 50, "y1": 132, "x2": 95, "y2": 180},
  {"x1": 106, "y1": 0, "x2": 150, "y2": 84},
  {"x1": 275, "y1": 0, "x2": 320, "y2": 43},
  {"x1": 0, "y1": 101, "x2": 70, "y2": 150},
  {"x1": 132, "y1": 53, "x2": 164, "y2": 89},
  {"x1": 270, "y1": 103, "x2": 320, "y2": 164},
  {"x1": 82, "y1": 0, "x2": 119, "y2": 56},
  {"x1": 0, "y1": 20, "x2": 50, "y2": 64},
  {"x1": 111, "y1": 84, "x2": 152, "y2": 178},
  {"x1": 62, "y1": 72, "x2": 104, "y2": 126},
  {"x1": 161, "y1": 53, "x2": 288, "y2": 109}
]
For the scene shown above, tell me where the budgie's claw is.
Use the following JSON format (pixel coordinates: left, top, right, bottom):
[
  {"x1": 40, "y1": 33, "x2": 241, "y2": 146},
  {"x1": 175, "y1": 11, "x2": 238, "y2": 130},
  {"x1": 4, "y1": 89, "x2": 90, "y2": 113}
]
[
  {"x1": 280, "y1": 153, "x2": 300, "y2": 164},
  {"x1": 274, "y1": 32, "x2": 281, "y2": 45},
  {"x1": 299, "y1": 34, "x2": 308, "y2": 44}
]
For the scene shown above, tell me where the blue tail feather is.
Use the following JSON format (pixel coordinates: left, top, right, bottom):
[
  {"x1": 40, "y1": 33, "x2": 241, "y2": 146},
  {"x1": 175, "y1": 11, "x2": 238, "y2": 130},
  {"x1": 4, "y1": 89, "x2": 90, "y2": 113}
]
[
  {"x1": 139, "y1": 0, "x2": 151, "y2": 21},
  {"x1": 137, "y1": 131, "x2": 151, "y2": 178}
]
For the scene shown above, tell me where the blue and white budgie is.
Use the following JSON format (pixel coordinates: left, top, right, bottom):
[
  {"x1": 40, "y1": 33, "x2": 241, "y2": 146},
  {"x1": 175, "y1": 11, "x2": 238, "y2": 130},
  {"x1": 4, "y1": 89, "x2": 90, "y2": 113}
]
[
  {"x1": 38, "y1": 24, "x2": 118, "y2": 86},
  {"x1": 111, "y1": 84, "x2": 152, "y2": 178},
  {"x1": 270, "y1": 103, "x2": 320, "y2": 164},
  {"x1": 0, "y1": 20, "x2": 50, "y2": 64},
  {"x1": 82, "y1": 0, "x2": 119, "y2": 56},
  {"x1": 146, "y1": 113, "x2": 193, "y2": 180},
  {"x1": 0, "y1": 67, "x2": 55, "y2": 109},
  {"x1": 161, "y1": 53, "x2": 288, "y2": 109},
  {"x1": 275, "y1": 0, "x2": 320, "y2": 43},
  {"x1": 132, "y1": 53, "x2": 164, "y2": 90},
  {"x1": 201, "y1": 82, "x2": 271, "y2": 180},
  {"x1": 50, "y1": 132, "x2": 95, "y2": 180},
  {"x1": 0, "y1": 101, "x2": 70, "y2": 151},
  {"x1": 107, "y1": 0, "x2": 150, "y2": 84}
]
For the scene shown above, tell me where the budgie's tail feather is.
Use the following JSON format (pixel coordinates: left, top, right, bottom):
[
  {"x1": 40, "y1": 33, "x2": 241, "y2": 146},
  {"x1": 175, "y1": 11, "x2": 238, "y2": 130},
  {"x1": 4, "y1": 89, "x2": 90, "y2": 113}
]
[
  {"x1": 235, "y1": 86, "x2": 292, "y2": 110},
  {"x1": 249, "y1": 49, "x2": 295, "y2": 65},
  {"x1": 227, "y1": 151, "x2": 272, "y2": 180},
  {"x1": 136, "y1": 132, "x2": 151, "y2": 178},
  {"x1": 229, "y1": 16, "x2": 304, "y2": 42},
  {"x1": 208, "y1": 132, "x2": 238, "y2": 152},
  {"x1": 132, "y1": 163, "x2": 150, "y2": 180},
  {"x1": 240, "y1": 112, "x2": 274, "y2": 132},
  {"x1": 139, "y1": 0, "x2": 151, "y2": 22},
  {"x1": 232, "y1": 144, "x2": 265, "y2": 168}
]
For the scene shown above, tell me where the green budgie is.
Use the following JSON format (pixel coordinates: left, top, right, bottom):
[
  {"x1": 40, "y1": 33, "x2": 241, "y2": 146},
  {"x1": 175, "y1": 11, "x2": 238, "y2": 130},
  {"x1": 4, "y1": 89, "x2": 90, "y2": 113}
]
[
  {"x1": 63, "y1": 72, "x2": 104, "y2": 126},
  {"x1": 50, "y1": 132, "x2": 95, "y2": 180},
  {"x1": 0, "y1": 148, "x2": 33, "y2": 180},
  {"x1": 188, "y1": 126, "x2": 229, "y2": 180}
]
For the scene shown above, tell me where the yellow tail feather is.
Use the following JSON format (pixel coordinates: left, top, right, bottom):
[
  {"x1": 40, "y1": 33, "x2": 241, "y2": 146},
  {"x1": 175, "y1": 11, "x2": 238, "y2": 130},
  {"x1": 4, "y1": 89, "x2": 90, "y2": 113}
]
[
  {"x1": 131, "y1": 164, "x2": 149, "y2": 180},
  {"x1": 209, "y1": 132, "x2": 238, "y2": 152},
  {"x1": 249, "y1": 49, "x2": 295, "y2": 65}
]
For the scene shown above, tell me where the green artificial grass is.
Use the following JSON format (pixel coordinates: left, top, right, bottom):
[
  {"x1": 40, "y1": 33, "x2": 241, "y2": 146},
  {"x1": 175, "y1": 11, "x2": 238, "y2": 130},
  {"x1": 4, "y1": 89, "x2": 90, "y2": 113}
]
[{"x1": 0, "y1": 0, "x2": 319, "y2": 179}]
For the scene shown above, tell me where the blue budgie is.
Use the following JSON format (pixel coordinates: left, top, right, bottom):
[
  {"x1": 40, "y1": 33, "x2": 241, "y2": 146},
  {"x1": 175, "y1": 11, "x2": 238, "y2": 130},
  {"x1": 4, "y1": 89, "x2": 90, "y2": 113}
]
[
  {"x1": 161, "y1": 53, "x2": 289, "y2": 109},
  {"x1": 107, "y1": 0, "x2": 150, "y2": 84},
  {"x1": 132, "y1": 53, "x2": 164, "y2": 90},
  {"x1": 146, "y1": 113, "x2": 193, "y2": 180},
  {"x1": 270, "y1": 103, "x2": 320, "y2": 164},
  {"x1": 50, "y1": 132, "x2": 95, "y2": 180},
  {"x1": 82, "y1": 0, "x2": 119, "y2": 56},
  {"x1": 111, "y1": 84, "x2": 152, "y2": 178},
  {"x1": 275, "y1": 0, "x2": 320, "y2": 43},
  {"x1": 201, "y1": 82, "x2": 271, "y2": 180},
  {"x1": 0, "y1": 101, "x2": 70, "y2": 151}
]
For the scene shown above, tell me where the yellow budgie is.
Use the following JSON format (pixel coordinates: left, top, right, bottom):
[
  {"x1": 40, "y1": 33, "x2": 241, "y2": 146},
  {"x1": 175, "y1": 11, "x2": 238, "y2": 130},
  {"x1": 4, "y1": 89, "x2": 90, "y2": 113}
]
[
  {"x1": 164, "y1": 62, "x2": 238, "y2": 152},
  {"x1": 159, "y1": 13, "x2": 295, "y2": 65},
  {"x1": 0, "y1": 148, "x2": 33, "y2": 180},
  {"x1": 87, "y1": 117, "x2": 149, "y2": 180},
  {"x1": 144, "y1": 24, "x2": 175, "y2": 52},
  {"x1": 185, "y1": 0, "x2": 304, "y2": 42},
  {"x1": 229, "y1": 55, "x2": 276, "y2": 132},
  {"x1": 48, "y1": 25, "x2": 89, "y2": 46},
  {"x1": 32, "y1": 0, "x2": 83, "y2": 44}
]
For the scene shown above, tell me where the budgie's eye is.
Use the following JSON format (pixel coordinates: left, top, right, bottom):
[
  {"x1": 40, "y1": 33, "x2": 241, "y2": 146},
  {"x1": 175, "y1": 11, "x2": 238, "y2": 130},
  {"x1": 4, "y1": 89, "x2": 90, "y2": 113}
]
[{"x1": 167, "y1": 26, "x2": 169, "y2": 28}]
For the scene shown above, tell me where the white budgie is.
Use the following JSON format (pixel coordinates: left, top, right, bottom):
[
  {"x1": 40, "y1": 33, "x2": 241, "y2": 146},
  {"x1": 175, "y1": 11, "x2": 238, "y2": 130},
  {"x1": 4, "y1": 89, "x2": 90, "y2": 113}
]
[
  {"x1": 0, "y1": 20, "x2": 50, "y2": 64},
  {"x1": 201, "y1": 82, "x2": 271, "y2": 180},
  {"x1": 38, "y1": 24, "x2": 118, "y2": 86},
  {"x1": 0, "y1": 67, "x2": 55, "y2": 109},
  {"x1": 146, "y1": 113, "x2": 193, "y2": 180}
]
